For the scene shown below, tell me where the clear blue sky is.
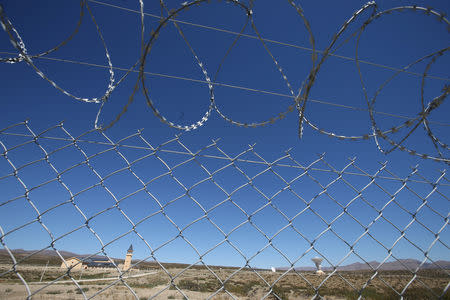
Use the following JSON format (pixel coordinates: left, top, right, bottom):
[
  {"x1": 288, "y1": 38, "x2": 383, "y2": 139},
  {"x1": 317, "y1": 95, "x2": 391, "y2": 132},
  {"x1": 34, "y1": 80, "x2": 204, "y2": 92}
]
[{"x1": 0, "y1": 0, "x2": 449, "y2": 269}]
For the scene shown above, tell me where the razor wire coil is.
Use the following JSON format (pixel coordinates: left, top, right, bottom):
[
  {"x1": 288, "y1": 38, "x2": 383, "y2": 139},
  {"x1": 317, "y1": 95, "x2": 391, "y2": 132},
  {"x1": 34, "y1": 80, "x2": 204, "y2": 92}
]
[{"x1": 0, "y1": 1, "x2": 449, "y2": 160}]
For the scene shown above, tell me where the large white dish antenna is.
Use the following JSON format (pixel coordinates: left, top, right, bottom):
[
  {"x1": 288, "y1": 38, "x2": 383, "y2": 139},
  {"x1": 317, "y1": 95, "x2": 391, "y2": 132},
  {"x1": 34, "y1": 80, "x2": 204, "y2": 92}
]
[{"x1": 311, "y1": 257, "x2": 325, "y2": 275}]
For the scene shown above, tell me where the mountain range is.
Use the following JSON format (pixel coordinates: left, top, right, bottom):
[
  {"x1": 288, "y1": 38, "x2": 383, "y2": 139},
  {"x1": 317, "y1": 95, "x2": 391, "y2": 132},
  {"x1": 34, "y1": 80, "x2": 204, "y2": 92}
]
[
  {"x1": 277, "y1": 259, "x2": 450, "y2": 271},
  {"x1": 1, "y1": 249, "x2": 449, "y2": 271}
]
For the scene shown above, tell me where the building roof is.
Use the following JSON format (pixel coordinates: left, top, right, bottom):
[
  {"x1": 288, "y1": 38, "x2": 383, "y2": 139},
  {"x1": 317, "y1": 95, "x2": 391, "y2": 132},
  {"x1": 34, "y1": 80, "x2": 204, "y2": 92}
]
[
  {"x1": 85, "y1": 257, "x2": 112, "y2": 263},
  {"x1": 127, "y1": 244, "x2": 133, "y2": 253},
  {"x1": 65, "y1": 257, "x2": 82, "y2": 262},
  {"x1": 86, "y1": 261, "x2": 115, "y2": 268}
]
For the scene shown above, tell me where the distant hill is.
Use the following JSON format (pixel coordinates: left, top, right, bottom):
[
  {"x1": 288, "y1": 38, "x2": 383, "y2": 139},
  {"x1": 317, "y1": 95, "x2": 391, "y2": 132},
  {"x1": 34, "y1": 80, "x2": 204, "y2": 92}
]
[
  {"x1": 0, "y1": 249, "x2": 234, "y2": 270},
  {"x1": 1, "y1": 249, "x2": 449, "y2": 271},
  {"x1": 0, "y1": 248, "x2": 123, "y2": 266},
  {"x1": 278, "y1": 259, "x2": 450, "y2": 271},
  {"x1": 1, "y1": 248, "x2": 103, "y2": 258}
]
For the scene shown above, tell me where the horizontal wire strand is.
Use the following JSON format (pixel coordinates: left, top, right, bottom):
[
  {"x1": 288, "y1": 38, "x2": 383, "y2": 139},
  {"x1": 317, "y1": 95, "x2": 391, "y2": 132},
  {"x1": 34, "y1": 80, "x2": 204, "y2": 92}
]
[
  {"x1": 87, "y1": 0, "x2": 450, "y2": 82},
  {"x1": 1, "y1": 50, "x2": 448, "y2": 128}
]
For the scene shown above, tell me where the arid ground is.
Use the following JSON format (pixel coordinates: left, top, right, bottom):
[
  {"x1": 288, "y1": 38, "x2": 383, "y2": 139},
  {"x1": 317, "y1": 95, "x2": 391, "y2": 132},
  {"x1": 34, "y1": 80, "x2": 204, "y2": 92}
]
[{"x1": 0, "y1": 263, "x2": 449, "y2": 299}]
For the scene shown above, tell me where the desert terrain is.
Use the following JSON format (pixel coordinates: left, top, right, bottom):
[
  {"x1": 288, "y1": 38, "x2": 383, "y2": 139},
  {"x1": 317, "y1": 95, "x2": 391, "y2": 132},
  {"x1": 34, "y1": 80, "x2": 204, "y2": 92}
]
[{"x1": 1, "y1": 263, "x2": 449, "y2": 299}]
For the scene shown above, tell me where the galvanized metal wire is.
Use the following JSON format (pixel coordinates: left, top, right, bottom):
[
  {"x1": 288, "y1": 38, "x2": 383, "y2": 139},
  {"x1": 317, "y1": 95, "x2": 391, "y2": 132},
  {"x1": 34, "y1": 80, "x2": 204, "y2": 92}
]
[
  {"x1": 0, "y1": 121, "x2": 448, "y2": 299},
  {"x1": 0, "y1": 1, "x2": 449, "y2": 163}
]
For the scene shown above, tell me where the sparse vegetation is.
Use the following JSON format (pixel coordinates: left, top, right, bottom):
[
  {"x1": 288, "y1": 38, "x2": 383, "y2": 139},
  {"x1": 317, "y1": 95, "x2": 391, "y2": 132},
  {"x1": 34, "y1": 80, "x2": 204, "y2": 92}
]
[
  {"x1": 0, "y1": 263, "x2": 448, "y2": 299},
  {"x1": 75, "y1": 287, "x2": 90, "y2": 294},
  {"x1": 129, "y1": 277, "x2": 168, "y2": 289},
  {"x1": 176, "y1": 279, "x2": 221, "y2": 293},
  {"x1": 270, "y1": 285, "x2": 289, "y2": 299}
]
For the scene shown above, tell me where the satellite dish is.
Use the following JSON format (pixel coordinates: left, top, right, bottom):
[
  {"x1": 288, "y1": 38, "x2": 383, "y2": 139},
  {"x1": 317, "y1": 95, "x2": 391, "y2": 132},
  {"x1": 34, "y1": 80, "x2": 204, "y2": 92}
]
[
  {"x1": 311, "y1": 257, "x2": 325, "y2": 275},
  {"x1": 271, "y1": 267, "x2": 276, "y2": 273}
]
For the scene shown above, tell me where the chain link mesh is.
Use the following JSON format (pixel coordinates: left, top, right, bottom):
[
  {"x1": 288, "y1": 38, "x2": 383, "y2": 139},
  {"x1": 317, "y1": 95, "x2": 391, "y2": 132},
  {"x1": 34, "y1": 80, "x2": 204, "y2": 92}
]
[{"x1": 0, "y1": 121, "x2": 449, "y2": 299}]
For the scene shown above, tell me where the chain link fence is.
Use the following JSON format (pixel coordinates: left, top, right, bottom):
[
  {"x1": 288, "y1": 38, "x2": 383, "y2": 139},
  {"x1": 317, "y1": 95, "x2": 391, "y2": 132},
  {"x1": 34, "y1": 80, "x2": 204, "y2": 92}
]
[{"x1": 0, "y1": 121, "x2": 449, "y2": 299}]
